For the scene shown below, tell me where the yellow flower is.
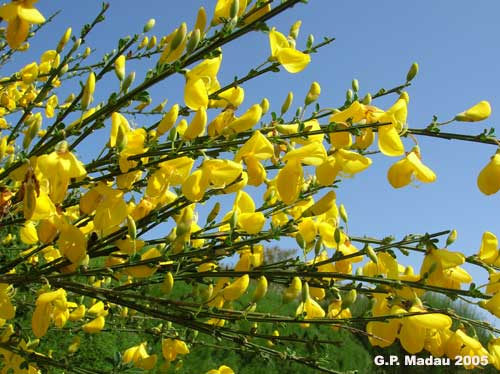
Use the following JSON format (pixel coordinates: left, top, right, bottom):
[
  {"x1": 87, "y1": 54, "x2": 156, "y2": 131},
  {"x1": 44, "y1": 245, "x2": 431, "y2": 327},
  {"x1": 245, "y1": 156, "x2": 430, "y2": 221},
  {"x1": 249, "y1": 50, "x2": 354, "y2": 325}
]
[
  {"x1": 123, "y1": 342, "x2": 158, "y2": 370},
  {"x1": 20, "y1": 62, "x2": 39, "y2": 84},
  {"x1": 146, "y1": 156, "x2": 194, "y2": 197},
  {"x1": 224, "y1": 104, "x2": 263, "y2": 134},
  {"x1": 82, "y1": 316, "x2": 105, "y2": 333},
  {"x1": 276, "y1": 159, "x2": 303, "y2": 205},
  {"x1": 478, "y1": 231, "x2": 500, "y2": 266},
  {"x1": 281, "y1": 277, "x2": 302, "y2": 304},
  {"x1": 210, "y1": 86, "x2": 245, "y2": 109},
  {"x1": 81, "y1": 183, "x2": 128, "y2": 232},
  {"x1": 206, "y1": 365, "x2": 235, "y2": 374},
  {"x1": 182, "y1": 159, "x2": 243, "y2": 202},
  {"x1": 212, "y1": 0, "x2": 247, "y2": 24},
  {"x1": 276, "y1": 119, "x2": 324, "y2": 144},
  {"x1": 0, "y1": 0, "x2": 45, "y2": 49},
  {"x1": 269, "y1": 28, "x2": 311, "y2": 73},
  {"x1": 397, "y1": 307, "x2": 431, "y2": 354},
  {"x1": 387, "y1": 149, "x2": 436, "y2": 188},
  {"x1": 0, "y1": 284, "x2": 15, "y2": 320},
  {"x1": 368, "y1": 94, "x2": 408, "y2": 156},
  {"x1": 118, "y1": 128, "x2": 148, "y2": 173},
  {"x1": 316, "y1": 149, "x2": 372, "y2": 185},
  {"x1": 235, "y1": 245, "x2": 264, "y2": 271},
  {"x1": 184, "y1": 54, "x2": 222, "y2": 110},
  {"x1": 234, "y1": 131, "x2": 273, "y2": 185},
  {"x1": 489, "y1": 337, "x2": 500, "y2": 370},
  {"x1": 455, "y1": 100, "x2": 492, "y2": 122},
  {"x1": 114, "y1": 55, "x2": 126, "y2": 81},
  {"x1": 477, "y1": 152, "x2": 500, "y2": 195},
  {"x1": 57, "y1": 223, "x2": 87, "y2": 264},
  {"x1": 37, "y1": 141, "x2": 87, "y2": 204},
  {"x1": 301, "y1": 191, "x2": 336, "y2": 217},
  {"x1": 32, "y1": 288, "x2": 69, "y2": 338},
  {"x1": 182, "y1": 107, "x2": 207, "y2": 140},
  {"x1": 124, "y1": 247, "x2": 161, "y2": 278},
  {"x1": 366, "y1": 295, "x2": 400, "y2": 348},
  {"x1": 420, "y1": 247, "x2": 471, "y2": 289},
  {"x1": 109, "y1": 112, "x2": 131, "y2": 148},
  {"x1": 159, "y1": 23, "x2": 187, "y2": 64},
  {"x1": 68, "y1": 305, "x2": 86, "y2": 321},
  {"x1": 222, "y1": 274, "x2": 249, "y2": 301},
  {"x1": 296, "y1": 283, "x2": 325, "y2": 326},
  {"x1": 81, "y1": 72, "x2": 95, "y2": 111},
  {"x1": 161, "y1": 338, "x2": 189, "y2": 362},
  {"x1": 157, "y1": 104, "x2": 179, "y2": 136}
]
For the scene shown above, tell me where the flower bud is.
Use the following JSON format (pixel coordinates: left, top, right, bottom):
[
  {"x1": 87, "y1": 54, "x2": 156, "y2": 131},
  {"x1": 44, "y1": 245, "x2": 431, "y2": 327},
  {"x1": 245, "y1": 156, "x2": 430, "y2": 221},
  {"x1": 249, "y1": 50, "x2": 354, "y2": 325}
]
[
  {"x1": 59, "y1": 63, "x2": 69, "y2": 75},
  {"x1": 366, "y1": 245, "x2": 378, "y2": 264},
  {"x1": 83, "y1": 46, "x2": 91, "y2": 58},
  {"x1": 186, "y1": 29, "x2": 200, "y2": 54},
  {"x1": 23, "y1": 113, "x2": 42, "y2": 149},
  {"x1": 126, "y1": 215, "x2": 137, "y2": 240},
  {"x1": 289, "y1": 20, "x2": 302, "y2": 40},
  {"x1": 161, "y1": 272, "x2": 174, "y2": 294},
  {"x1": 313, "y1": 238, "x2": 322, "y2": 257},
  {"x1": 206, "y1": 202, "x2": 220, "y2": 223},
  {"x1": 157, "y1": 104, "x2": 179, "y2": 135},
  {"x1": 195, "y1": 7, "x2": 207, "y2": 35},
  {"x1": 252, "y1": 276, "x2": 268, "y2": 303},
  {"x1": 114, "y1": 55, "x2": 126, "y2": 81},
  {"x1": 230, "y1": 0, "x2": 239, "y2": 19},
  {"x1": 406, "y1": 62, "x2": 419, "y2": 82},
  {"x1": 143, "y1": 18, "x2": 156, "y2": 33},
  {"x1": 362, "y1": 93, "x2": 372, "y2": 105},
  {"x1": 345, "y1": 89, "x2": 353, "y2": 103},
  {"x1": 280, "y1": 92, "x2": 293, "y2": 116},
  {"x1": 139, "y1": 36, "x2": 149, "y2": 49},
  {"x1": 170, "y1": 23, "x2": 187, "y2": 52},
  {"x1": 305, "y1": 81, "x2": 321, "y2": 105},
  {"x1": 351, "y1": 79, "x2": 359, "y2": 92},
  {"x1": 71, "y1": 38, "x2": 82, "y2": 52},
  {"x1": 57, "y1": 27, "x2": 72, "y2": 53},
  {"x1": 306, "y1": 34, "x2": 314, "y2": 49},
  {"x1": 147, "y1": 35, "x2": 157, "y2": 50},
  {"x1": 81, "y1": 72, "x2": 95, "y2": 110},
  {"x1": 341, "y1": 289, "x2": 357, "y2": 309},
  {"x1": 455, "y1": 100, "x2": 492, "y2": 122},
  {"x1": 260, "y1": 98, "x2": 270, "y2": 114},
  {"x1": 301, "y1": 282, "x2": 310, "y2": 303},
  {"x1": 295, "y1": 233, "x2": 305, "y2": 249},
  {"x1": 446, "y1": 229, "x2": 458, "y2": 247},
  {"x1": 339, "y1": 204, "x2": 348, "y2": 224},
  {"x1": 334, "y1": 228, "x2": 342, "y2": 246},
  {"x1": 121, "y1": 71, "x2": 135, "y2": 92}
]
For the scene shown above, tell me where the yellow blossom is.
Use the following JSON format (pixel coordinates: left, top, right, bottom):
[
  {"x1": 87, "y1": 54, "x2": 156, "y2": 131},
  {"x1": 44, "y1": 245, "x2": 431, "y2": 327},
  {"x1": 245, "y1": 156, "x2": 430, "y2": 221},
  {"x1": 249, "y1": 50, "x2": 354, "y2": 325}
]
[
  {"x1": 32, "y1": 288, "x2": 69, "y2": 338},
  {"x1": 123, "y1": 342, "x2": 158, "y2": 370},
  {"x1": 0, "y1": 0, "x2": 45, "y2": 48},
  {"x1": 206, "y1": 365, "x2": 235, "y2": 374},
  {"x1": 477, "y1": 152, "x2": 500, "y2": 195},
  {"x1": 37, "y1": 141, "x2": 86, "y2": 204},
  {"x1": 269, "y1": 27, "x2": 310, "y2": 73},
  {"x1": 478, "y1": 231, "x2": 500, "y2": 266},
  {"x1": 455, "y1": 100, "x2": 492, "y2": 122},
  {"x1": 82, "y1": 316, "x2": 105, "y2": 333},
  {"x1": 222, "y1": 274, "x2": 249, "y2": 301},
  {"x1": 162, "y1": 338, "x2": 189, "y2": 362},
  {"x1": 387, "y1": 149, "x2": 436, "y2": 188}
]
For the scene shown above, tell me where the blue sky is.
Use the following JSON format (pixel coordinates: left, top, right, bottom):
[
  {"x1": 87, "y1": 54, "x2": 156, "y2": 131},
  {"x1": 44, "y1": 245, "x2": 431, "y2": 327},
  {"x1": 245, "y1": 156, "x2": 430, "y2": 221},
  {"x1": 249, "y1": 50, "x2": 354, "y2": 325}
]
[{"x1": 15, "y1": 1, "x2": 499, "y2": 321}]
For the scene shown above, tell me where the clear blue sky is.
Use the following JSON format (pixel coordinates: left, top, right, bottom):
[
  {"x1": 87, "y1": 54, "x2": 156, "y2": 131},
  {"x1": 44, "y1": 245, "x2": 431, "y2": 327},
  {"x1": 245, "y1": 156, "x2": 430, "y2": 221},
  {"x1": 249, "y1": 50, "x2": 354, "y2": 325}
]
[{"x1": 16, "y1": 1, "x2": 500, "y2": 322}]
